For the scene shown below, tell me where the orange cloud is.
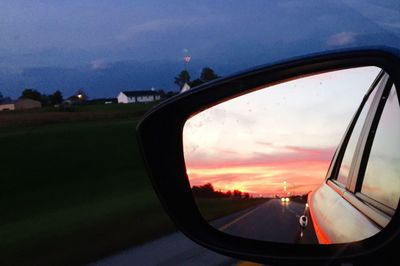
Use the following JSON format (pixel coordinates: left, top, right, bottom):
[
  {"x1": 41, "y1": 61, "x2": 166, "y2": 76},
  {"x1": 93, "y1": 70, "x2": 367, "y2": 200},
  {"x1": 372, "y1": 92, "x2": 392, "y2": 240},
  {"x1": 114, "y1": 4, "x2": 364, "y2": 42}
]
[{"x1": 185, "y1": 146, "x2": 335, "y2": 196}]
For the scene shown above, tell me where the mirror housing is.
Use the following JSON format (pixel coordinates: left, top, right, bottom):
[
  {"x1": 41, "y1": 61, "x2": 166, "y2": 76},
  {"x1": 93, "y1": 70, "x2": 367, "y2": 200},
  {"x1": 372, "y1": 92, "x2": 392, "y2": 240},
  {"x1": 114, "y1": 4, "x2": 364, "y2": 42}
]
[
  {"x1": 299, "y1": 215, "x2": 308, "y2": 228},
  {"x1": 137, "y1": 47, "x2": 400, "y2": 265}
]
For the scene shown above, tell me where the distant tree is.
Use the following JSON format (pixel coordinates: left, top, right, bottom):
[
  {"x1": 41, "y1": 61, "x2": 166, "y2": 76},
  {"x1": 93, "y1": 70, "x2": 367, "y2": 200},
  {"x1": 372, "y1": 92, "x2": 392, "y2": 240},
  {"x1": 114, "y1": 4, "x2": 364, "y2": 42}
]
[
  {"x1": 174, "y1": 70, "x2": 191, "y2": 88},
  {"x1": 191, "y1": 182, "x2": 249, "y2": 199},
  {"x1": 49, "y1": 90, "x2": 63, "y2": 105},
  {"x1": 157, "y1": 90, "x2": 165, "y2": 98},
  {"x1": 201, "y1": 183, "x2": 215, "y2": 194},
  {"x1": 188, "y1": 79, "x2": 203, "y2": 88},
  {"x1": 200, "y1": 67, "x2": 220, "y2": 82},
  {"x1": 20, "y1": 89, "x2": 42, "y2": 101},
  {"x1": 192, "y1": 183, "x2": 216, "y2": 198},
  {"x1": 40, "y1": 94, "x2": 50, "y2": 106},
  {"x1": 0, "y1": 91, "x2": 6, "y2": 103},
  {"x1": 0, "y1": 94, "x2": 11, "y2": 103},
  {"x1": 187, "y1": 67, "x2": 220, "y2": 88},
  {"x1": 233, "y1": 190, "x2": 242, "y2": 199},
  {"x1": 0, "y1": 92, "x2": 4, "y2": 103}
]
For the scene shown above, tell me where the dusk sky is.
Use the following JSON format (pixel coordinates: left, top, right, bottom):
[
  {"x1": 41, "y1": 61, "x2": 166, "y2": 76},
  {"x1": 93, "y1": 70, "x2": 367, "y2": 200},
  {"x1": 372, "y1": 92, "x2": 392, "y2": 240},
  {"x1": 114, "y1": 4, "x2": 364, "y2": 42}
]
[
  {"x1": 0, "y1": 1, "x2": 399, "y2": 98},
  {"x1": 183, "y1": 67, "x2": 380, "y2": 196}
]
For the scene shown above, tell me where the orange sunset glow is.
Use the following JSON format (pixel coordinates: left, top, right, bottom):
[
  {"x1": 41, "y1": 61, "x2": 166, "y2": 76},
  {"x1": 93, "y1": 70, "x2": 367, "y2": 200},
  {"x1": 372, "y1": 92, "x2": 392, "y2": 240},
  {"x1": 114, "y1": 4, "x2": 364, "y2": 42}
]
[
  {"x1": 185, "y1": 146, "x2": 335, "y2": 196},
  {"x1": 183, "y1": 67, "x2": 381, "y2": 197}
]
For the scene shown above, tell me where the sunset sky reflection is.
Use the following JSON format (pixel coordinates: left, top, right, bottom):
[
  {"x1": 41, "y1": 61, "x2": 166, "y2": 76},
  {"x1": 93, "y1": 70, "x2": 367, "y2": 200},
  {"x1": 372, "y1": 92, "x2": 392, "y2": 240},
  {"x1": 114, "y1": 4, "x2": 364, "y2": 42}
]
[{"x1": 183, "y1": 67, "x2": 380, "y2": 196}]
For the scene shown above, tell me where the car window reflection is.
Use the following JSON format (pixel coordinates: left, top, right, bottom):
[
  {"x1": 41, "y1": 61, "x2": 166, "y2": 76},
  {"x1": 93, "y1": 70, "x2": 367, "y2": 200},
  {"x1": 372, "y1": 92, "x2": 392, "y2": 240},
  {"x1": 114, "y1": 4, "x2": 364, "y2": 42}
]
[{"x1": 362, "y1": 85, "x2": 400, "y2": 209}]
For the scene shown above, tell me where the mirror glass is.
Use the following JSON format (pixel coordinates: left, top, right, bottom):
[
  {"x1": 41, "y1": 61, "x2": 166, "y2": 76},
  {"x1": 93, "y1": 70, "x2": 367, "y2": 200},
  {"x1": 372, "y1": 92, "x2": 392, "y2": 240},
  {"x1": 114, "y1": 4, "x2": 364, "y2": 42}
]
[{"x1": 183, "y1": 66, "x2": 399, "y2": 244}]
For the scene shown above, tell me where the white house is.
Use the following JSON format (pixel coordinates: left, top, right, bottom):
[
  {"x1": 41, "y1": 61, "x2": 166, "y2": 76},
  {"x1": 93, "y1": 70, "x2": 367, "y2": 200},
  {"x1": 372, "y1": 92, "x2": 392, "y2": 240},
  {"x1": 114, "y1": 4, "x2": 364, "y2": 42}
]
[
  {"x1": 180, "y1": 83, "x2": 191, "y2": 93},
  {"x1": 0, "y1": 102, "x2": 15, "y2": 111},
  {"x1": 117, "y1": 90, "x2": 162, "y2": 104}
]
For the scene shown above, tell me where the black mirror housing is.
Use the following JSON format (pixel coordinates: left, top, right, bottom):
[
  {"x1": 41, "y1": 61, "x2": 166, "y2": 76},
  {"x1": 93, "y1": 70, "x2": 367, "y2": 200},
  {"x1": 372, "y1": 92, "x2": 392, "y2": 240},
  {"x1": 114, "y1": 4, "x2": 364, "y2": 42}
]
[{"x1": 137, "y1": 47, "x2": 400, "y2": 265}]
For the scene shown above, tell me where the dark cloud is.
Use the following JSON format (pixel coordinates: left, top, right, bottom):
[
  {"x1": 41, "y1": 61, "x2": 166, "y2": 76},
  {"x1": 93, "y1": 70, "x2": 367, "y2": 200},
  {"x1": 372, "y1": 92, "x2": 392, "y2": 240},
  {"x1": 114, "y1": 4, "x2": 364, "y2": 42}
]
[{"x1": 0, "y1": 1, "x2": 399, "y2": 97}]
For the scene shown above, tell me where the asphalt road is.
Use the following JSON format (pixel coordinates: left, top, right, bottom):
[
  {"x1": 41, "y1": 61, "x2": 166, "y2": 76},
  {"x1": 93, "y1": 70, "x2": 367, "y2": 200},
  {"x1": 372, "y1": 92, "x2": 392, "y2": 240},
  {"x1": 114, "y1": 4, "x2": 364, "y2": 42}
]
[
  {"x1": 91, "y1": 199, "x2": 316, "y2": 265},
  {"x1": 217, "y1": 199, "x2": 318, "y2": 244},
  {"x1": 90, "y1": 229, "x2": 237, "y2": 266}
]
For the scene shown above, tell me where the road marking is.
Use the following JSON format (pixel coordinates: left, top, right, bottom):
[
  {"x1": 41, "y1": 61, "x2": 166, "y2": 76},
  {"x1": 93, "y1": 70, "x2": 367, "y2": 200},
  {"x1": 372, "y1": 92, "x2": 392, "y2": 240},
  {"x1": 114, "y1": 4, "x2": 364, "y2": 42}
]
[{"x1": 218, "y1": 202, "x2": 267, "y2": 231}]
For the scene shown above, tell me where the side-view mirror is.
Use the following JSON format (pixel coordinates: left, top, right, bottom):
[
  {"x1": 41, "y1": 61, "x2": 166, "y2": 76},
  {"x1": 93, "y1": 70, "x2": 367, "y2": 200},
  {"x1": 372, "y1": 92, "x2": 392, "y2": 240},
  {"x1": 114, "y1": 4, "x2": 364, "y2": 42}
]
[
  {"x1": 137, "y1": 48, "x2": 400, "y2": 265},
  {"x1": 299, "y1": 215, "x2": 308, "y2": 228}
]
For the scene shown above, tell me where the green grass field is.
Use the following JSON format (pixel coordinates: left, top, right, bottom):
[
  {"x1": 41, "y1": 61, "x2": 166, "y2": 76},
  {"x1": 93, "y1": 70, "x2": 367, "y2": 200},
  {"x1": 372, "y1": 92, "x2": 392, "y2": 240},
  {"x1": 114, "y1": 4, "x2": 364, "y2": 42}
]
[
  {"x1": 0, "y1": 103, "x2": 266, "y2": 265},
  {"x1": 0, "y1": 102, "x2": 157, "y2": 129},
  {"x1": 0, "y1": 114, "x2": 175, "y2": 265}
]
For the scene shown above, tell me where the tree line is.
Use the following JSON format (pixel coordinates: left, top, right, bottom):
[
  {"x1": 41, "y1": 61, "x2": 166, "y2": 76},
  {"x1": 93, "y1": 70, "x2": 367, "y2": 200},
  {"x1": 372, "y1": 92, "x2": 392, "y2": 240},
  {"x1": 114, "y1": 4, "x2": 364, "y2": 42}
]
[
  {"x1": 0, "y1": 88, "x2": 65, "y2": 106},
  {"x1": 174, "y1": 67, "x2": 220, "y2": 89},
  {"x1": 19, "y1": 89, "x2": 64, "y2": 106},
  {"x1": 0, "y1": 66, "x2": 220, "y2": 105},
  {"x1": 192, "y1": 183, "x2": 250, "y2": 199},
  {"x1": 0, "y1": 88, "x2": 91, "y2": 106}
]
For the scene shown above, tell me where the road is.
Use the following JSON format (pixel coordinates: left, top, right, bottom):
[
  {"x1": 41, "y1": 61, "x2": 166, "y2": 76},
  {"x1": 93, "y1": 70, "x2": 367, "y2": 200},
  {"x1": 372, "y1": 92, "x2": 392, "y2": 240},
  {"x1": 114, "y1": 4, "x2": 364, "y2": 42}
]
[
  {"x1": 91, "y1": 199, "x2": 316, "y2": 265},
  {"x1": 217, "y1": 199, "x2": 317, "y2": 244},
  {"x1": 89, "y1": 229, "x2": 237, "y2": 266}
]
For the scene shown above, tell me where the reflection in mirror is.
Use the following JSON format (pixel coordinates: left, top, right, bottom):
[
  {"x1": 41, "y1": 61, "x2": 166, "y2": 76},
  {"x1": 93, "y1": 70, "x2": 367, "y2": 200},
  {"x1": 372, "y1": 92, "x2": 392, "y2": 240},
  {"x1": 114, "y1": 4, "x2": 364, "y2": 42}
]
[{"x1": 183, "y1": 66, "x2": 398, "y2": 244}]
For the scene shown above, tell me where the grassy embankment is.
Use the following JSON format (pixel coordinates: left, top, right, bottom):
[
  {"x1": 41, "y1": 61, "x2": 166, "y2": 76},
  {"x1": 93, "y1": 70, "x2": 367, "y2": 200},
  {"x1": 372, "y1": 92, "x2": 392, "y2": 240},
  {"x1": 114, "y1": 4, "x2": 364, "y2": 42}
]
[
  {"x1": 0, "y1": 103, "x2": 265, "y2": 265},
  {"x1": 196, "y1": 198, "x2": 268, "y2": 221}
]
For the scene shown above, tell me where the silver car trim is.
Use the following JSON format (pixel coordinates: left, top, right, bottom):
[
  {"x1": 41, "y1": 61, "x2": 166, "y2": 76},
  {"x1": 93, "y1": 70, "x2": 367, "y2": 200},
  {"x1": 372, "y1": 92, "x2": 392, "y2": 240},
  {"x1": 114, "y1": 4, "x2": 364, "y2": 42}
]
[
  {"x1": 327, "y1": 180, "x2": 390, "y2": 228},
  {"x1": 343, "y1": 191, "x2": 390, "y2": 228},
  {"x1": 348, "y1": 74, "x2": 390, "y2": 192},
  {"x1": 355, "y1": 192, "x2": 395, "y2": 217}
]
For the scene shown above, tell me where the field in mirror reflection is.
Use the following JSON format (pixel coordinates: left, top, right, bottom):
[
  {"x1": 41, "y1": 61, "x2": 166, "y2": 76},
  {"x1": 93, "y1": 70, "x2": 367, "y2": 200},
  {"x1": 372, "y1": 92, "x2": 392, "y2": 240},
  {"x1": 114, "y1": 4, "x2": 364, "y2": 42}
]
[{"x1": 183, "y1": 66, "x2": 383, "y2": 244}]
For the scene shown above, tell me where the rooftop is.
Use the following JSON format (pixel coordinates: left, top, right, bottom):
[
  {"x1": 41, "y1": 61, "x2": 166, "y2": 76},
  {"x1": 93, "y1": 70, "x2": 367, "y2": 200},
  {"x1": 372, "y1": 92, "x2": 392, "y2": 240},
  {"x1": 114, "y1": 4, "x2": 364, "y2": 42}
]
[{"x1": 122, "y1": 90, "x2": 161, "y2": 97}]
